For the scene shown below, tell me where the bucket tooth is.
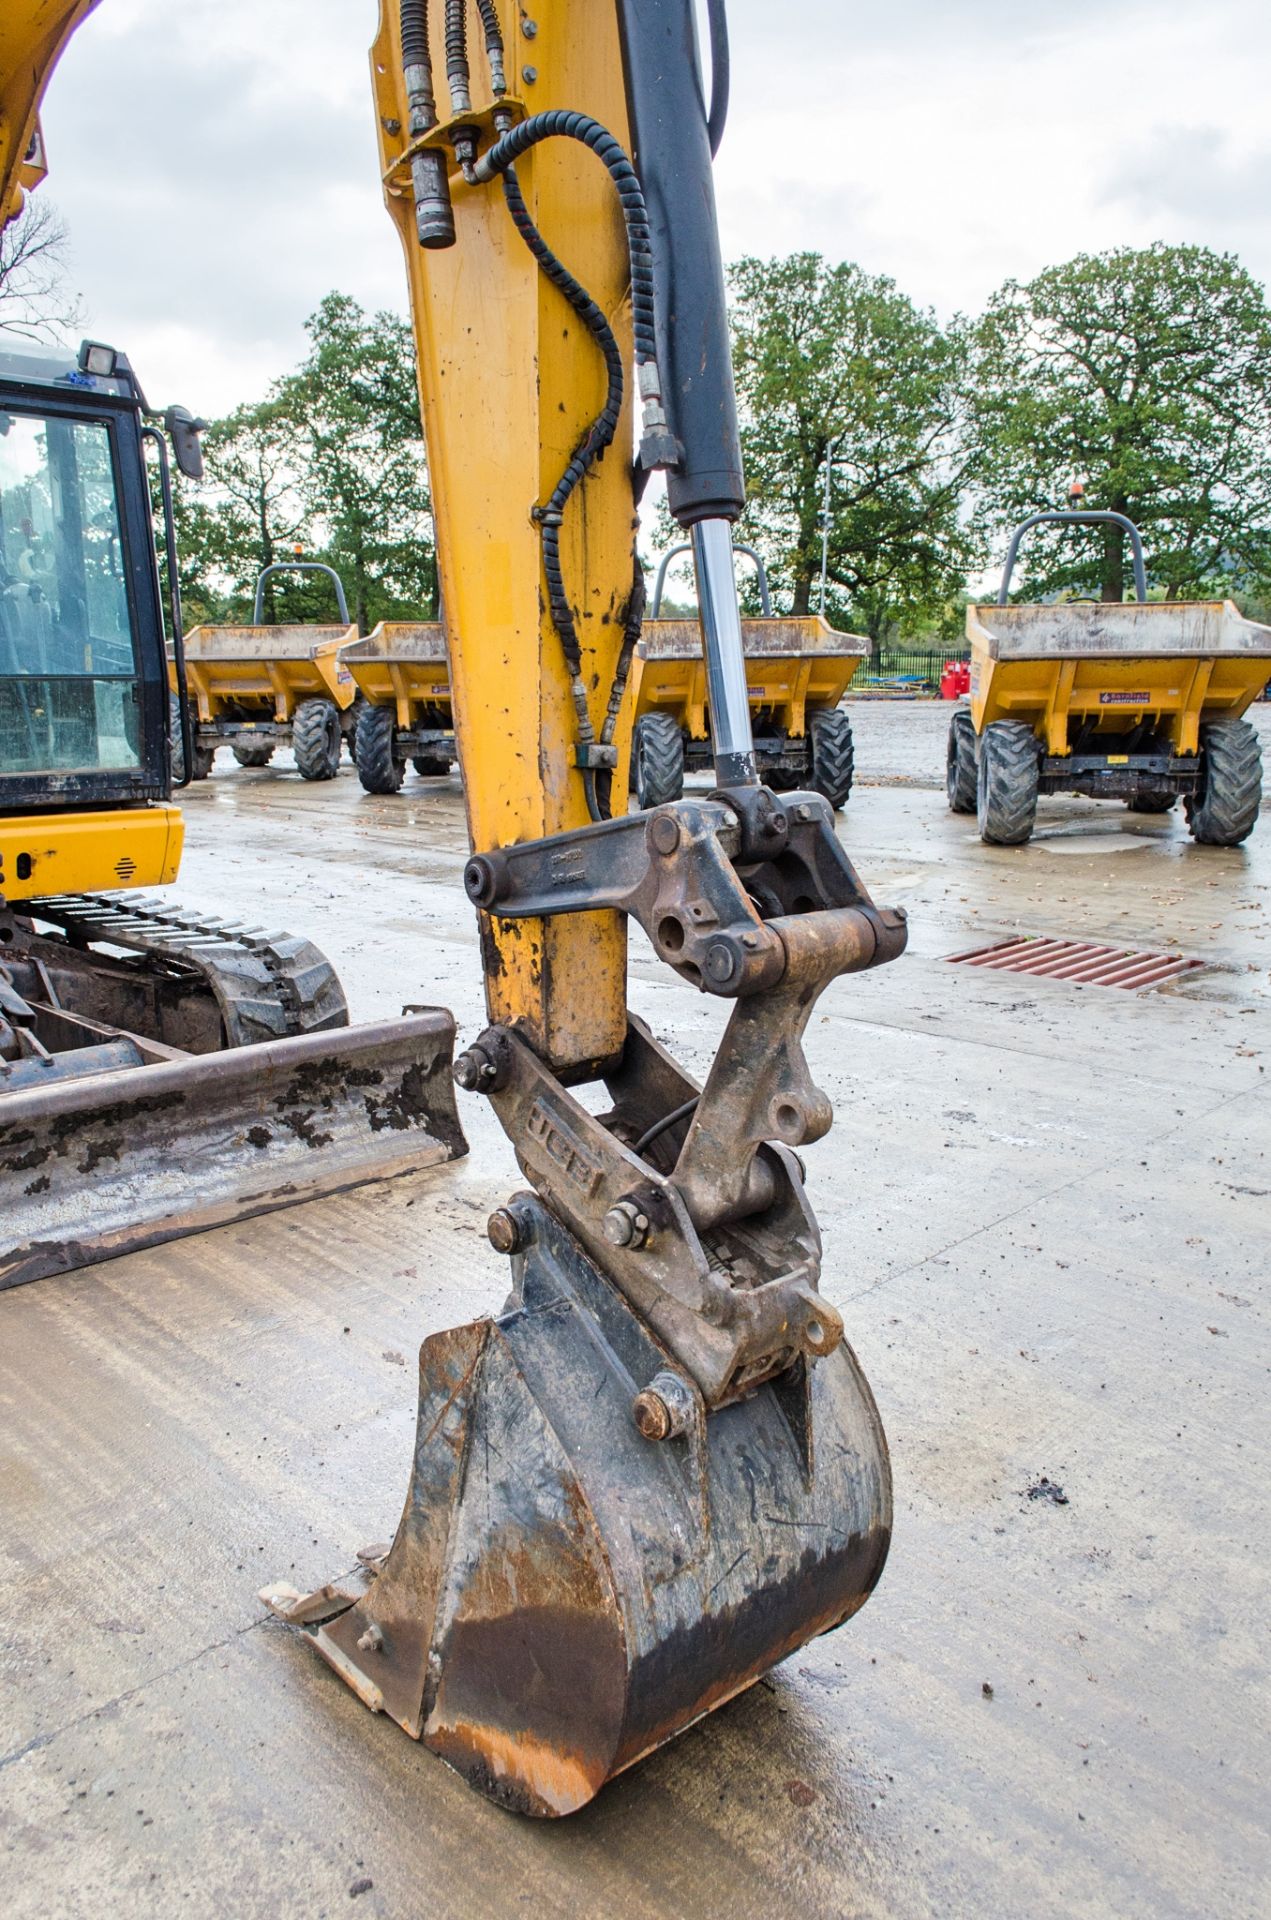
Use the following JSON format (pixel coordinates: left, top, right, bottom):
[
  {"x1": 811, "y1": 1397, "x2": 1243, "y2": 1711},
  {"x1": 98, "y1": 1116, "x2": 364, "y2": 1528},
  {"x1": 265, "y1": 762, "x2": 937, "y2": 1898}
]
[{"x1": 270, "y1": 1197, "x2": 891, "y2": 1817}]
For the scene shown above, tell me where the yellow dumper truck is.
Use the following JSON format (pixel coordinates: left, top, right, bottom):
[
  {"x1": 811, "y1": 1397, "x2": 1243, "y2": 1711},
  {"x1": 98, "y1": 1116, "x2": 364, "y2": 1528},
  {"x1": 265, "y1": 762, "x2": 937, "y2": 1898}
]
[
  {"x1": 629, "y1": 544, "x2": 866, "y2": 808},
  {"x1": 172, "y1": 563, "x2": 358, "y2": 780},
  {"x1": 948, "y1": 512, "x2": 1270, "y2": 846},
  {"x1": 340, "y1": 621, "x2": 457, "y2": 793}
]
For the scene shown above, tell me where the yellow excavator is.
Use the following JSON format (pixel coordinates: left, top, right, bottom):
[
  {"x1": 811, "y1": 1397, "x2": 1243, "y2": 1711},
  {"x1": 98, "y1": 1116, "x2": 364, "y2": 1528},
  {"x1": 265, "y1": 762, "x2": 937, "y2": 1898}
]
[
  {"x1": 0, "y1": 9, "x2": 466, "y2": 1286},
  {"x1": 5, "y1": 0, "x2": 905, "y2": 1817}
]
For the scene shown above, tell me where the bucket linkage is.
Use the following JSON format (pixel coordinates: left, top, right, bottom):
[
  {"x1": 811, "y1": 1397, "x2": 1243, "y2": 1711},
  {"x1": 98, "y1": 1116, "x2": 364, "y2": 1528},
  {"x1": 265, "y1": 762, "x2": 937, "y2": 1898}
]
[{"x1": 266, "y1": 787, "x2": 905, "y2": 1816}]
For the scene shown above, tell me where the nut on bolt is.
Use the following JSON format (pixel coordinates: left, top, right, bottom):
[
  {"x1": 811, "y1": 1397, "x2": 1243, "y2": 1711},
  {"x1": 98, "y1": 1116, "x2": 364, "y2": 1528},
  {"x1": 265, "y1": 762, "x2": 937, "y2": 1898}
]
[
  {"x1": 486, "y1": 1207, "x2": 523, "y2": 1256},
  {"x1": 453, "y1": 1043, "x2": 497, "y2": 1092},
  {"x1": 603, "y1": 1198, "x2": 650, "y2": 1248},
  {"x1": 632, "y1": 1368, "x2": 696, "y2": 1442}
]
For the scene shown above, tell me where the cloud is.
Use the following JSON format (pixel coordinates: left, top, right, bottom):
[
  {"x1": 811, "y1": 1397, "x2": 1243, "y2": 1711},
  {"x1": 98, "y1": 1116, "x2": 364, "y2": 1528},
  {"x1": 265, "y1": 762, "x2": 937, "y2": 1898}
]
[
  {"x1": 16, "y1": 0, "x2": 1271, "y2": 418},
  {"x1": 1105, "y1": 125, "x2": 1271, "y2": 247}
]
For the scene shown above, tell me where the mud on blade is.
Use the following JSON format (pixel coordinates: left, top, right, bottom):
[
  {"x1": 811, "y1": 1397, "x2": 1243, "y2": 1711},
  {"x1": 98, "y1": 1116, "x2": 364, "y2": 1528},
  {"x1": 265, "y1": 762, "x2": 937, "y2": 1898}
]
[{"x1": 0, "y1": 1013, "x2": 466, "y2": 1289}]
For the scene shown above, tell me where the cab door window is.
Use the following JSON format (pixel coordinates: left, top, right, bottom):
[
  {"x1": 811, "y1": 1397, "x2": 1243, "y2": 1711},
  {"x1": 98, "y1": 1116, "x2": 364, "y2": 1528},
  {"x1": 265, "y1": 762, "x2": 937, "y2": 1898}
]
[{"x1": 0, "y1": 409, "x2": 140, "y2": 775}]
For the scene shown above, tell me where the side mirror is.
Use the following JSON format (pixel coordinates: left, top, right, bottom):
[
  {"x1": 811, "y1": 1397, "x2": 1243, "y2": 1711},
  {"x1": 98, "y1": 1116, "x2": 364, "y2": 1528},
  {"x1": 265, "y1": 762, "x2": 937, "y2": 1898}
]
[{"x1": 164, "y1": 404, "x2": 206, "y2": 481}]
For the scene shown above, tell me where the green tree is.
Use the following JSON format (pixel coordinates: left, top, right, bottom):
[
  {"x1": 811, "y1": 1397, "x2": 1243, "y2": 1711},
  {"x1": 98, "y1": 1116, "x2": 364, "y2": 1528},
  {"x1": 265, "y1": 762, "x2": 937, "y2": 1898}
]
[
  {"x1": 727, "y1": 253, "x2": 977, "y2": 642},
  {"x1": 970, "y1": 243, "x2": 1271, "y2": 602},
  {"x1": 165, "y1": 293, "x2": 437, "y2": 633},
  {"x1": 171, "y1": 394, "x2": 312, "y2": 625},
  {"x1": 290, "y1": 292, "x2": 436, "y2": 632}
]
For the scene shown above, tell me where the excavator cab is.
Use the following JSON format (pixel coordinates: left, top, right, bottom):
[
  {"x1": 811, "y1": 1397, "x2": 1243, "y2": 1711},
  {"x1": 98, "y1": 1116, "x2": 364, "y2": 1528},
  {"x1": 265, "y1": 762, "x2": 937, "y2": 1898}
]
[
  {"x1": 0, "y1": 341, "x2": 176, "y2": 828},
  {"x1": 0, "y1": 337, "x2": 466, "y2": 1285}
]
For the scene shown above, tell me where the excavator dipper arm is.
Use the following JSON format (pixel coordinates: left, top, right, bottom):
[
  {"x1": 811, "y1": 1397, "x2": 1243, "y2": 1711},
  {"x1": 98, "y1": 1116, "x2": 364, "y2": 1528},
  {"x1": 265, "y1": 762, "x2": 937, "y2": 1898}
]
[{"x1": 265, "y1": 0, "x2": 906, "y2": 1817}]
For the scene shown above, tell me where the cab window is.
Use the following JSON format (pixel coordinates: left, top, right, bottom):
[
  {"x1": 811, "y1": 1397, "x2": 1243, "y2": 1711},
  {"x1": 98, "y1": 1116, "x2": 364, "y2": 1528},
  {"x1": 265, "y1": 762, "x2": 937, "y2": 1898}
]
[{"x1": 0, "y1": 409, "x2": 140, "y2": 776}]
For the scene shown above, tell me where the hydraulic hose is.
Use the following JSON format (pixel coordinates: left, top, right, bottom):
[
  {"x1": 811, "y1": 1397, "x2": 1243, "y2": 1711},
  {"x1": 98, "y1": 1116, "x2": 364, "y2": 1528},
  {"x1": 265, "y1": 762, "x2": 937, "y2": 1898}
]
[
  {"x1": 473, "y1": 113, "x2": 659, "y2": 368},
  {"x1": 472, "y1": 112, "x2": 674, "y2": 818},
  {"x1": 473, "y1": 0, "x2": 507, "y2": 95},
  {"x1": 500, "y1": 163, "x2": 624, "y2": 807},
  {"x1": 399, "y1": 0, "x2": 455, "y2": 246},
  {"x1": 444, "y1": 0, "x2": 472, "y2": 113}
]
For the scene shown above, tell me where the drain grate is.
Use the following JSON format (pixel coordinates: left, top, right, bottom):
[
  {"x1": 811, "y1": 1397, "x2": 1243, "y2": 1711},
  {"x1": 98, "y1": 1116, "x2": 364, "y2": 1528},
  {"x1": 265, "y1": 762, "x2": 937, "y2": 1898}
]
[{"x1": 945, "y1": 935, "x2": 1204, "y2": 991}]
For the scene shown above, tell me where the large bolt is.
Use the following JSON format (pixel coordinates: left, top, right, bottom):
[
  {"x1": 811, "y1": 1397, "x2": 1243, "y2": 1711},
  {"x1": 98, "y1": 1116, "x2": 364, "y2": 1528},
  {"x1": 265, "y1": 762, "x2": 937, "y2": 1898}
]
[
  {"x1": 603, "y1": 1199, "x2": 650, "y2": 1248},
  {"x1": 705, "y1": 938, "x2": 740, "y2": 986},
  {"x1": 454, "y1": 1044, "x2": 501, "y2": 1093},
  {"x1": 453, "y1": 1048, "x2": 485, "y2": 1091},
  {"x1": 632, "y1": 1388, "x2": 673, "y2": 1441},
  {"x1": 463, "y1": 855, "x2": 498, "y2": 906},
  {"x1": 486, "y1": 1207, "x2": 522, "y2": 1256},
  {"x1": 356, "y1": 1623, "x2": 384, "y2": 1654},
  {"x1": 632, "y1": 1369, "x2": 695, "y2": 1442},
  {"x1": 649, "y1": 812, "x2": 680, "y2": 855}
]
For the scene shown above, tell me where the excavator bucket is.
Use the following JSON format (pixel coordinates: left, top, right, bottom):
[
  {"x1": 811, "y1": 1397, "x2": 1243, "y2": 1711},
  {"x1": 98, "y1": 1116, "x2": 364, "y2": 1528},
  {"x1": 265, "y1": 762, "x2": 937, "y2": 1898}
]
[
  {"x1": 0, "y1": 1012, "x2": 465, "y2": 1289},
  {"x1": 264, "y1": 1197, "x2": 891, "y2": 1817}
]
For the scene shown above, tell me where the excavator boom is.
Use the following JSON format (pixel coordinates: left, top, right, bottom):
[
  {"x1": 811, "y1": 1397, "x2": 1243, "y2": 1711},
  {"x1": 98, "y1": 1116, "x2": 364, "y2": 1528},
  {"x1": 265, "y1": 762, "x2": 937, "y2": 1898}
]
[{"x1": 0, "y1": 2, "x2": 100, "y2": 227}]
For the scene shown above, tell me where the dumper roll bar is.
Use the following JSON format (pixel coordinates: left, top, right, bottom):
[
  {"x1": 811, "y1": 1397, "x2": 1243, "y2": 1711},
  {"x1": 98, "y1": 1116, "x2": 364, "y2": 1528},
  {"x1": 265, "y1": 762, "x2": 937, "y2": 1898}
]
[
  {"x1": 253, "y1": 562, "x2": 351, "y2": 625},
  {"x1": 998, "y1": 510, "x2": 1148, "y2": 606},
  {"x1": 651, "y1": 541, "x2": 773, "y2": 618}
]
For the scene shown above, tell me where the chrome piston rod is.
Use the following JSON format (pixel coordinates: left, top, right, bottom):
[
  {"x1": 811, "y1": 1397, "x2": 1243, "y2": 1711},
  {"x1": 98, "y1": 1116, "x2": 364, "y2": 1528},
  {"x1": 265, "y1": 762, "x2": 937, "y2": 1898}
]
[{"x1": 691, "y1": 517, "x2": 758, "y2": 788}]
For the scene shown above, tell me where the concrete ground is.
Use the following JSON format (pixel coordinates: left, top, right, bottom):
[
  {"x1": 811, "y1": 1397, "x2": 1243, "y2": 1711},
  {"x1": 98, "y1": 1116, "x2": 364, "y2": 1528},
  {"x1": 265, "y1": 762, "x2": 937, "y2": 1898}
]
[{"x1": 1, "y1": 702, "x2": 1268, "y2": 1919}]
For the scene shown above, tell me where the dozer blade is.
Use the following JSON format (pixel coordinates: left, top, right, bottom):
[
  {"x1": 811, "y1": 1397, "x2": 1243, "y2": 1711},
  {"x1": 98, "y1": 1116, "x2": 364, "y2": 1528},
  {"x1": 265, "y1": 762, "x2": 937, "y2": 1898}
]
[
  {"x1": 264, "y1": 1196, "x2": 890, "y2": 1817},
  {"x1": 0, "y1": 1012, "x2": 466, "y2": 1290}
]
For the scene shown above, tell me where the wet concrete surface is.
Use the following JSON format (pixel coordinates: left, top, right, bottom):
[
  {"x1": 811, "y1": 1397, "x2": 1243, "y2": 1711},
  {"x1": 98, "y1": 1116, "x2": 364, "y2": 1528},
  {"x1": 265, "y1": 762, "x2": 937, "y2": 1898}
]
[{"x1": 1, "y1": 702, "x2": 1268, "y2": 1918}]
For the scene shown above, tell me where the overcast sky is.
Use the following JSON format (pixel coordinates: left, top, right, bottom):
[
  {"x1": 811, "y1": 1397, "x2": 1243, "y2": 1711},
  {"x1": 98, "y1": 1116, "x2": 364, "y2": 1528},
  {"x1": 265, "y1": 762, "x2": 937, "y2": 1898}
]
[{"x1": 27, "y1": 0, "x2": 1271, "y2": 414}]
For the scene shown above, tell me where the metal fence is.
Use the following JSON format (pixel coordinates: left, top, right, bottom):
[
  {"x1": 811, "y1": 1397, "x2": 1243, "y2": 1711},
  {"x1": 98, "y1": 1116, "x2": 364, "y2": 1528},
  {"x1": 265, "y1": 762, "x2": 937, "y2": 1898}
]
[{"x1": 850, "y1": 647, "x2": 970, "y2": 695}]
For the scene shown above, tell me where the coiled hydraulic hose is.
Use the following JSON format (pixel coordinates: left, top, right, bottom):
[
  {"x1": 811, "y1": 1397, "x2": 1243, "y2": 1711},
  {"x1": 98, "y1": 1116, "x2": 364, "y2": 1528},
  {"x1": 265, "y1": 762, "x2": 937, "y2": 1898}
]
[
  {"x1": 471, "y1": 111, "x2": 669, "y2": 818},
  {"x1": 473, "y1": 0, "x2": 507, "y2": 96},
  {"x1": 473, "y1": 113, "x2": 658, "y2": 365},
  {"x1": 444, "y1": 0, "x2": 472, "y2": 113},
  {"x1": 399, "y1": 0, "x2": 429, "y2": 72},
  {"x1": 399, "y1": 0, "x2": 456, "y2": 247},
  {"x1": 500, "y1": 164, "x2": 624, "y2": 810}
]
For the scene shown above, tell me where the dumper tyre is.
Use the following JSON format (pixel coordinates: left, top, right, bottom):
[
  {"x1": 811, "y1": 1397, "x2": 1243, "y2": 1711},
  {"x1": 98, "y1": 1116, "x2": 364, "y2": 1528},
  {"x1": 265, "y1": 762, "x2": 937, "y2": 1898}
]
[
  {"x1": 1125, "y1": 793, "x2": 1175, "y2": 813},
  {"x1": 293, "y1": 697, "x2": 344, "y2": 781},
  {"x1": 232, "y1": 741, "x2": 275, "y2": 768},
  {"x1": 977, "y1": 720, "x2": 1039, "y2": 846},
  {"x1": 633, "y1": 713, "x2": 685, "y2": 809},
  {"x1": 808, "y1": 706, "x2": 855, "y2": 809},
  {"x1": 412, "y1": 754, "x2": 452, "y2": 778},
  {"x1": 1185, "y1": 720, "x2": 1263, "y2": 846},
  {"x1": 946, "y1": 708, "x2": 978, "y2": 813},
  {"x1": 354, "y1": 702, "x2": 405, "y2": 793},
  {"x1": 169, "y1": 694, "x2": 214, "y2": 782}
]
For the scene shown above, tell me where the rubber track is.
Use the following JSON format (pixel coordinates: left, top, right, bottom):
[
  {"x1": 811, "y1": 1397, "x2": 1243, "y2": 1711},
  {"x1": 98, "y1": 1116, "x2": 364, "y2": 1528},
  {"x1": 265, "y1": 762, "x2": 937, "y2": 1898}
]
[
  {"x1": 1186, "y1": 720, "x2": 1263, "y2": 846},
  {"x1": 809, "y1": 708, "x2": 855, "y2": 809},
  {"x1": 28, "y1": 893, "x2": 347, "y2": 1046}
]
